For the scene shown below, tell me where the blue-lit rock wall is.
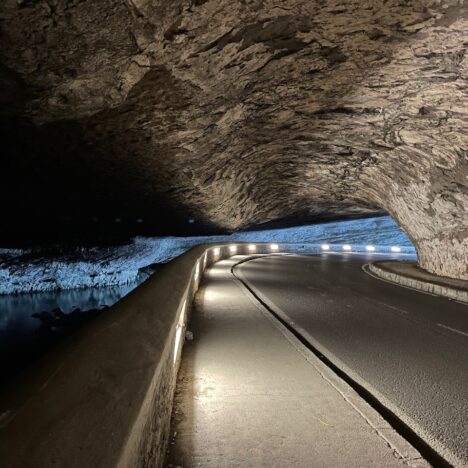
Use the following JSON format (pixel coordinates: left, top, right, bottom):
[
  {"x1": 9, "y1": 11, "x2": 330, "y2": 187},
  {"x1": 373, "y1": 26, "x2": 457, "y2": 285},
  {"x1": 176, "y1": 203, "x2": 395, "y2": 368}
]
[{"x1": 0, "y1": 216, "x2": 412, "y2": 295}]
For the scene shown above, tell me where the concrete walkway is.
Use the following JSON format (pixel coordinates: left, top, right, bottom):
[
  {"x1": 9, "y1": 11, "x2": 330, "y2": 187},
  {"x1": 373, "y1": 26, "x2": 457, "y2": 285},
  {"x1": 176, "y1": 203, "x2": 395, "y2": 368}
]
[{"x1": 167, "y1": 257, "x2": 427, "y2": 467}]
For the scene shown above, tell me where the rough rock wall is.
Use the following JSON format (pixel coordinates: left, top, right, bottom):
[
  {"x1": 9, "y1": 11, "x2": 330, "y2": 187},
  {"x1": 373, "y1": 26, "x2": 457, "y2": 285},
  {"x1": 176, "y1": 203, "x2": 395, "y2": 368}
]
[{"x1": 0, "y1": 0, "x2": 467, "y2": 278}]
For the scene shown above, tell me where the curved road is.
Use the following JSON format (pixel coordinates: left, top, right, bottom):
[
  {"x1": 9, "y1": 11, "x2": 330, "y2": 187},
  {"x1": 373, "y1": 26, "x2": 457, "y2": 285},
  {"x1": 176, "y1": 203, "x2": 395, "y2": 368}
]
[{"x1": 235, "y1": 254, "x2": 468, "y2": 467}]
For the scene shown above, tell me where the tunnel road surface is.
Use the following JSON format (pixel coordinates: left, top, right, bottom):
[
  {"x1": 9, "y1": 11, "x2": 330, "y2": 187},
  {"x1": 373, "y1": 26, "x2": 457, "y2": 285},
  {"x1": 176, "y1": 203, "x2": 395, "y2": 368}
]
[{"x1": 235, "y1": 254, "x2": 468, "y2": 467}]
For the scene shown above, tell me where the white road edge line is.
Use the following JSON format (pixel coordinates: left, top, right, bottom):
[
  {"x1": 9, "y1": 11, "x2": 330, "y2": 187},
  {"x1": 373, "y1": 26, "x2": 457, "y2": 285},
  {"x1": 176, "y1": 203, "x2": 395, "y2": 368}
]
[
  {"x1": 437, "y1": 323, "x2": 468, "y2": 338},
  {"x1": 372, "y1": 300, "x2": 409, "y2": 315}
]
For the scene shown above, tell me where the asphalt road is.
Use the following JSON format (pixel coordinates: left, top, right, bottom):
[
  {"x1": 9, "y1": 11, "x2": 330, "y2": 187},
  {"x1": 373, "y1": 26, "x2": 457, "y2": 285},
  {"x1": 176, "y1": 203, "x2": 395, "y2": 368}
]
[{"x1": 235, "y1": 254, "x2": 468, "y2": 467}]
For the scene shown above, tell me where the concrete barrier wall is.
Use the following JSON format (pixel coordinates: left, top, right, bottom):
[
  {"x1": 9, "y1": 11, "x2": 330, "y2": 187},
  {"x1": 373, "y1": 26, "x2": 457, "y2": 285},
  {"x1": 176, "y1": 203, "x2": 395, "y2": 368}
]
[
  {"x1": 368, "y1": 263, "x2": 468, "y2": 304},
  {"x1": 0, "y1": 243, "x2": 276, "y2": 468},
  {"x1": 280, "y1": 243, "x2": 415, "y2": 255},
  {"x1": 0, "y1": 242, "x2": 413, "y2": 468}
]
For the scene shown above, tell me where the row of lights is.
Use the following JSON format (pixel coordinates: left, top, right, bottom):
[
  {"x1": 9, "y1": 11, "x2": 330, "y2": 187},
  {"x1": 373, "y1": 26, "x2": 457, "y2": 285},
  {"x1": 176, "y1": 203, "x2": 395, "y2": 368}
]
[
  {"x1": 214, "y1": 243, "x2": 403, "y2": 257},
  {"x1": 215, "y1": 244, "x2": 281, "y2": 255},
  {"x1": 321, "y1": 244, "x2": 401, "y2": 253}
]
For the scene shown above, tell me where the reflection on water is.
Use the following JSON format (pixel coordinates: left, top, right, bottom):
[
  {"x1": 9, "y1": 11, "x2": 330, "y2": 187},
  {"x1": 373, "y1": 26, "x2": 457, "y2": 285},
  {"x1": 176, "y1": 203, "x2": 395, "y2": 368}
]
[{"x1": 0, "y1": 276, "x2": 148, "y2": 384}]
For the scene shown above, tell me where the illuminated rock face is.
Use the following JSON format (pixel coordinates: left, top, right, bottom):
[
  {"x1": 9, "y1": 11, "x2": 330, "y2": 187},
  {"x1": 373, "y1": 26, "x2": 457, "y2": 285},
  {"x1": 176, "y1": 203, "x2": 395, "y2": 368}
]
[{"x1": 0, "y1": 0, "x2": 467, "y2": 278}]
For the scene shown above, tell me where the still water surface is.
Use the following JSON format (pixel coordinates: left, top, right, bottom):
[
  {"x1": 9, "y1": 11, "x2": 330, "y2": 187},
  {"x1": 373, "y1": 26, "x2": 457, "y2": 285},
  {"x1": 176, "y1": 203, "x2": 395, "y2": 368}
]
[{"x1": 0, "y1": 277, "x2": 147, "y2": 383}]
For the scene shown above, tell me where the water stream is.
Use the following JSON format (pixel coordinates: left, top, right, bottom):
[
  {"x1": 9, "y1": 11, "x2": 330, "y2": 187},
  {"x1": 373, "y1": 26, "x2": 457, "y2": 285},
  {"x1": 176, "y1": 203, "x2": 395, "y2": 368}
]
[{"x1": 0, "y1": 274, "x2": 150, "y2": 383}]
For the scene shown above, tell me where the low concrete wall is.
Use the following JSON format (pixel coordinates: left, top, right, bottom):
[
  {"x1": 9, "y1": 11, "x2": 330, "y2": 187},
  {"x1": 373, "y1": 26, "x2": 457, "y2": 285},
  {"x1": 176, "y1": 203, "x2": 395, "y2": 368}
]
[
  {"x1": 281, "y1": 243, "x2": 415, "y2": 255},
  {"x1": 0, "y1": 242, "x2": 416, "y2": 468},
  {"x1": 0, "y1": 244, "x2": 248, "y2": 468},
  {"x1": 368, "y1": 263, "x2": 468, "y2": 304},
  {"x1": 0, "y1": 243, "x2": 285, "y2": 468}
]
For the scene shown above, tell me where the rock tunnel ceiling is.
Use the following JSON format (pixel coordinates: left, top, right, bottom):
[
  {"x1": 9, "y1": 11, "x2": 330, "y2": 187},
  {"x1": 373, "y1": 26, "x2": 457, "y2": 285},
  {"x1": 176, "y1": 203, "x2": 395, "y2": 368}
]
[{"x1": 0, "y1": 0, "x2": 467, "y2": 279}]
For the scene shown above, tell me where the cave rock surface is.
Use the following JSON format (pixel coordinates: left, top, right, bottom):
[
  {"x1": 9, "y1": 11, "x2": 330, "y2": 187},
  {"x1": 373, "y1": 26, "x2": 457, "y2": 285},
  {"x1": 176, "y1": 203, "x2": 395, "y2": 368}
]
[{"x1": 0, "y1": 0, "x2": 467, "y2": 279}]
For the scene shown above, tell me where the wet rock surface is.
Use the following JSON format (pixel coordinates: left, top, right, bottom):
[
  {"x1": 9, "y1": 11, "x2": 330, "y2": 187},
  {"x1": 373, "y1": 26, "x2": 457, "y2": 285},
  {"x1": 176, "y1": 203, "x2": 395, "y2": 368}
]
[{"x1": 0, "y1": 0, "x2": 467, "y2": 278}]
